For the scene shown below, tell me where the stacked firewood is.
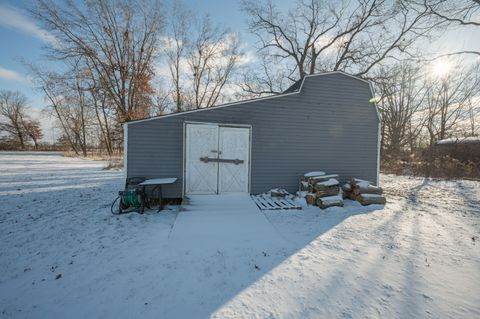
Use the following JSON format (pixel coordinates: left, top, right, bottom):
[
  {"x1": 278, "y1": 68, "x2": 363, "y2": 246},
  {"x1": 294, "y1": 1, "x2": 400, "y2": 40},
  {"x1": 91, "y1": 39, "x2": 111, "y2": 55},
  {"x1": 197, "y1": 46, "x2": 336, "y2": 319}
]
[
  {"x1": 300, "y1": 172, "x2": 344, "y2": 209},
  {"x1": 342, "y1": 178, "x2": 386, "y2": 205}
]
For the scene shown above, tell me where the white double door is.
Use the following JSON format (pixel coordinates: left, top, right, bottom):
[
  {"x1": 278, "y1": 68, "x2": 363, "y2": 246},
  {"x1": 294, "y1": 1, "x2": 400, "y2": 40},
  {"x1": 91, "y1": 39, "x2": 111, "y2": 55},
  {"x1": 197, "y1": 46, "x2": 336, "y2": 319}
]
[{"x1": 185, "y1": 123, "x2": 250, "y2": 195}]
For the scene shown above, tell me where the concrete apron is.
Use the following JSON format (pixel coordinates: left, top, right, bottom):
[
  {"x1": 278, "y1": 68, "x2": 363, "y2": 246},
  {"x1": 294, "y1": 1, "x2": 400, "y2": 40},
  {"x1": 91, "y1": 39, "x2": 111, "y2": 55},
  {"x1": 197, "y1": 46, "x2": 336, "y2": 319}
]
[{"x1": 168, "y1": 193, "x2": 288, "y2": 251}]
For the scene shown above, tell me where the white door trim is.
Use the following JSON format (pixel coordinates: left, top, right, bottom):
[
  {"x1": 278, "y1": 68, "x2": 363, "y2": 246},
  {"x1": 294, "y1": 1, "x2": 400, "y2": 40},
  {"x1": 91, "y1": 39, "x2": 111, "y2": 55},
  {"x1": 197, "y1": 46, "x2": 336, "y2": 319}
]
[{"x1": 183, "y1": 122, "x2": 252, "y2": 196}]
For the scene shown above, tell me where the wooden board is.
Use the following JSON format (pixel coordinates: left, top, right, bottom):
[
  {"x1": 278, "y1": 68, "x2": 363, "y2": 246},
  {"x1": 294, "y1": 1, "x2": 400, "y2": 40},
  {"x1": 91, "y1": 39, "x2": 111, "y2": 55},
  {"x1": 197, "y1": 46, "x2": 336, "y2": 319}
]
[{"x1": 251, "y1": 195, "x2": 302, "y2": 210}]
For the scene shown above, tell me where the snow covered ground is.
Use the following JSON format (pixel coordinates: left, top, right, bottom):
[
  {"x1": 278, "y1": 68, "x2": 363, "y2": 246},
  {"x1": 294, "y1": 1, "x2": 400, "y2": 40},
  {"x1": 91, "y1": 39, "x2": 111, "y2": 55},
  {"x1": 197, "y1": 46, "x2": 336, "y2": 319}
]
[{"x1": 0, "y1": 152, "x2": 479, "y2": 318}]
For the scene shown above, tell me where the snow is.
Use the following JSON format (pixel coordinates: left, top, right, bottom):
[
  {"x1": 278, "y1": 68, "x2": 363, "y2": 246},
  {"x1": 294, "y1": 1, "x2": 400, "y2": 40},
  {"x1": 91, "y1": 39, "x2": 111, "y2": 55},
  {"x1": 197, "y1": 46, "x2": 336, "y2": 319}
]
[
  {"x1": 360, "y1": 193, "x2": 385, "y2": 199},
  {"x1": 351, "y1": 178, "x2": 372, "y2": 188},
  {"x1": 436, "y1": 136, "x2": 480, "y2": 145},
  {"x1": 1, "y1": 153, "x2": 480, "y2": 318},
  {"x1": 313, "y1": 173, "x2": 340, "y2": 180},
  {"x1": 315, "y1": 178, "x2": 339, "y2": 187},
  {"x1": 169, "y1": 194, "x2": 287, "y2": 250},
  {"x1": 303, "y1": 171, "x2": 325, "y2": 177}
]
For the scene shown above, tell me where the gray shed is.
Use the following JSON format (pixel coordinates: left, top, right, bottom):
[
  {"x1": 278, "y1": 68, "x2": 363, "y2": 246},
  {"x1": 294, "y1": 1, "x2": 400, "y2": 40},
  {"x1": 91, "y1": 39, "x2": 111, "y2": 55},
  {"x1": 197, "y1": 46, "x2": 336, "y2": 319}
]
[{"x1": 124, "y1": 71, "x2": 380, "y2": 198}]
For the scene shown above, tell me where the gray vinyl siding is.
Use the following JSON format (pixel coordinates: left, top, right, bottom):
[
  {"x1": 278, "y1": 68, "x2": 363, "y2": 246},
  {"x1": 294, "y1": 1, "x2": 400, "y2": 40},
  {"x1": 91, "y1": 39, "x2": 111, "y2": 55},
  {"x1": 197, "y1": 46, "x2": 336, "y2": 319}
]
[{"x1": 126, "y1": 72, "x2": 379, "y2": 197}]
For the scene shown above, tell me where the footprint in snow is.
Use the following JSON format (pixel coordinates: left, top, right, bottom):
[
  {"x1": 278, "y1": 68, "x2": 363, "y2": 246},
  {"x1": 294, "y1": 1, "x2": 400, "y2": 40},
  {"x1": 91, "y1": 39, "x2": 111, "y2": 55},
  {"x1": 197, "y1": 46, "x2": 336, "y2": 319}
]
[{"x1": 421, "y1": 293, "x2": 433, "y2": 301}]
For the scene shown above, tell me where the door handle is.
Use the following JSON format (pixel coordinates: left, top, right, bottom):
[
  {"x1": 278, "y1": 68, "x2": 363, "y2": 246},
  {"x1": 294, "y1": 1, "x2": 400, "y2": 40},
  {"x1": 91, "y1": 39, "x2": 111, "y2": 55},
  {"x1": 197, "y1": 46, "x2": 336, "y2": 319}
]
[{"x1": 200, "y1": 157, "x2": 244, "y2": 165}]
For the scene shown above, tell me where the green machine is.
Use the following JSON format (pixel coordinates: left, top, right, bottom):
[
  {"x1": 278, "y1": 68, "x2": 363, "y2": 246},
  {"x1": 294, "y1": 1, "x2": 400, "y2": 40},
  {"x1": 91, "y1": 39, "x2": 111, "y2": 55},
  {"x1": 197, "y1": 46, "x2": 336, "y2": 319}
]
[{"x1": 111, "y1": 177, "x2": 148, "y2": 214}]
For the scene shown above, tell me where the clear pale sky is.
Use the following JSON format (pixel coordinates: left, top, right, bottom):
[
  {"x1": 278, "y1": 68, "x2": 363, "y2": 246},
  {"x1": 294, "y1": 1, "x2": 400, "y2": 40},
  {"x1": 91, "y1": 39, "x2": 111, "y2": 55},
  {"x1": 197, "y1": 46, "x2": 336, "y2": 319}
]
[
  {"x1": 0, "y1": 0, "x2": 479, "y2": 141},
  {"x1": 0, "y1": 0, "x2": 284, "y2": 141},
  {"x1": 0, "y1": 0, "x2": 273, "y2": 108}
]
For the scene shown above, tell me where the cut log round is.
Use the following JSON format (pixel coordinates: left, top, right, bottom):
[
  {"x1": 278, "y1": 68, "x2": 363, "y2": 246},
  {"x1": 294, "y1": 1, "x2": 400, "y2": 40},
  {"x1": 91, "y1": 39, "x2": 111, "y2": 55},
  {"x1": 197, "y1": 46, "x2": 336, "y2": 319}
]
[
  {"x1": 305, "y1": 193, "x2": 317, "y2": 205},
  {"x1": 341, "y1": 183, "x2": 352, "y2": 199}
]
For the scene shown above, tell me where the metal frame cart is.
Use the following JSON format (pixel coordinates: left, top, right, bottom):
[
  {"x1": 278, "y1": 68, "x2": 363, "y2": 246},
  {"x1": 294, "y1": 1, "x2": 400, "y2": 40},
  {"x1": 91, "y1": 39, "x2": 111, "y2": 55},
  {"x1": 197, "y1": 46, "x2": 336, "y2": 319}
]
[{"x1": 112, "y1": 177, "x2": 177, "y2": 214}]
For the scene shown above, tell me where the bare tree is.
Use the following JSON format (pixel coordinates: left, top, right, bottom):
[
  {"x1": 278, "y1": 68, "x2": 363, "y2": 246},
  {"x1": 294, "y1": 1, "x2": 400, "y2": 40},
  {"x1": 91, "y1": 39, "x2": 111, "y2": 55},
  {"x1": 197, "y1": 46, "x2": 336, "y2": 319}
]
[
  {"x1": 0, "y1": 91, "x2": 30, "y2": 149},
  {"x1": 152, "y1": 85, "x2": 172, "y2": 115},
  {"x1": 465, "y1": 99, "x2": 480, "y2": 136},
  {"x1": 456, "y1": 62, "x2": 480, "y2": 137},
  {"x1": 424, "y1": 0, "x2": 480, "y2": 27},
  {"x1": 163, "y1": 0, "x2": 192, "y2": 112},
  {"x1": 85, "y1": 63, "x2": 115, "y2": 155},
  {"x1": 421, "y1": 0, "x2": 480, "y2": 59},
  {"x1": 239, "y1": 53, "x2": 292, "y2": 95},
  {"x1": 377, "y1": 63, "x2": 427, "y2": 157},
  {"x1": 424, "y1": 62, "x2": 480, "y2": 145},
  {"x1": 241, "y1": 0, "x2": 435, "y2": 94},
  {"x1": 31, "y1": 68, "x2": 85, "y2": 155},
  {"x1": 188, "y1": 16, "x2": 242, "y2": 109},
  {"x1": 160, "y1": 3, "x2": 244, "y2": 111},
  {"x1": 31, "y1": 0, "x2": 163, "y2": 122},
  {"x1": 23, "y1": 120, "x2": 44, "y2": 150}
]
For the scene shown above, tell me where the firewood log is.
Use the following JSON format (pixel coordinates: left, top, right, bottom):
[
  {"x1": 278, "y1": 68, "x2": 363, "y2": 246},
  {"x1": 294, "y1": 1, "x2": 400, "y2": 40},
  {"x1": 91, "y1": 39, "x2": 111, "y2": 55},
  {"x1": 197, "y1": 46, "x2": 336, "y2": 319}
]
[
  {"x1": 313, "y1": 178, "x2": 339, "y2": 189},
  {"x1": 315, "y1": 186, "x2": 340, "y2": 197},
  {"x1": 356, "y1": 194, "x2": 386, "y2": 206},
  {"x1": 349, "y1": 178, "x2": 371, "y2": 187},
  {"x1": 304, "y1": 193, "x2": 317, "y2": 205},
  {"x1": 301, "y1": 171, "x2": 326, "y2": 182},
  {"x1": 309, "y1": 174, "x2": 340, "y2": 185},
  {"x1": 341, "y1": 183, "x2": 352, "y2": 199},
  {"x1": 352, "y1": 185, "x2": 383, "y2": 195},
  {"x1": 316, "y1": 195, "x2": 344, "y2": 209},
  {"x1": 300, "y1": 181, "x2": 312, "y2": 192},
  {"x1": 270, "y1": 189, "x2": 289, "y2": 197}
]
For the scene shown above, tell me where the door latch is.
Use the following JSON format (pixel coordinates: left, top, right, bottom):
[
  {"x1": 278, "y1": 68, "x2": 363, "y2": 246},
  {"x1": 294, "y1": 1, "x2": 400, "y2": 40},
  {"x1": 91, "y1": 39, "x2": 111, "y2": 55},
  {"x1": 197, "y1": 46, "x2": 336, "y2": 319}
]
[{"x1": 200, "y1": 157, "x2": 244, "y2": 165}]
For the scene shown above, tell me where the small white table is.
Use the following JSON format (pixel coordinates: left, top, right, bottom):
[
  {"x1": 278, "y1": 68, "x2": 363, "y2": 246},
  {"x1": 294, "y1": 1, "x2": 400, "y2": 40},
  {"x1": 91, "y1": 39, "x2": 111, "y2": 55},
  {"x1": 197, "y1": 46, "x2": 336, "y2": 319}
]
[
  {"x1": 139, "y1": 178, "x2": 178, "y2": 186},
  {"x1": 138, "y1": 177, "x2": 178, "y2": 211}
]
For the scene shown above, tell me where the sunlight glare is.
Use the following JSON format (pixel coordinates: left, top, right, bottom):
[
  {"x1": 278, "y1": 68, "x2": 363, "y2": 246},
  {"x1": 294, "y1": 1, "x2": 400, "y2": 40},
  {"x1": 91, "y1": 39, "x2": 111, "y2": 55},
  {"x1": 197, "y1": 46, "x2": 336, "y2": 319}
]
[{"x1": 431, "y1": 59, "x2": 451, "y2": 78}]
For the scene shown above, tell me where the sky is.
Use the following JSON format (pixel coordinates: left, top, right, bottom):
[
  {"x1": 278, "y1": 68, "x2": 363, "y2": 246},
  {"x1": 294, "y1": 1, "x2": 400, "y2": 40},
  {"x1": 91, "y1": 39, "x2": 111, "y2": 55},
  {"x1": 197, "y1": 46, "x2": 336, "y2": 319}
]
[
  {"x1": 0, "y1": 0, "x2": 479, "y2": 142},
  {"x1": 0, "y1": 0, "x2": 274, "y2": 107},
  {"x1": 0, "y1": 0, "x2": 277, "y2": 141}
]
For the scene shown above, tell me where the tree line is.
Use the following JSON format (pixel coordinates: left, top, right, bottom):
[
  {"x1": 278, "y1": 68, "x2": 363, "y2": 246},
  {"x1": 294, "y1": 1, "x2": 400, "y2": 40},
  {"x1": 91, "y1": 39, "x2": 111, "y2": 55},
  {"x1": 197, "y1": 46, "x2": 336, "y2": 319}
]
[
  {"x1": 0, "y1": 0, "x2": 478, "y2": 166},
  {"x1": 0, "y1": 91, "x2": 43, "y2": 150}
]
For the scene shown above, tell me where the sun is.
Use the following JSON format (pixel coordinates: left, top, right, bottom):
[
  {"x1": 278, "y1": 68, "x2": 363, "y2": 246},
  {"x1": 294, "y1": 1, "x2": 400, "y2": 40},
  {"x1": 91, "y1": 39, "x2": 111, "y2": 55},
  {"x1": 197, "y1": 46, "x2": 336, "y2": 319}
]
[{"x1": 431, "y1": 59, "x2": 451, "y2": 78}]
